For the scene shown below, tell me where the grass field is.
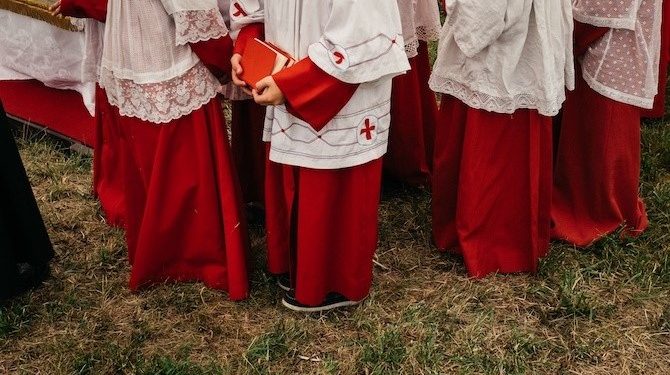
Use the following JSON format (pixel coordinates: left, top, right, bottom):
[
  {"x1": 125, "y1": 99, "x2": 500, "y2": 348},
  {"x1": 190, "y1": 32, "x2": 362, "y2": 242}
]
[{"x1": 1, "y1": 94, "x2": 670, "y2": 373}]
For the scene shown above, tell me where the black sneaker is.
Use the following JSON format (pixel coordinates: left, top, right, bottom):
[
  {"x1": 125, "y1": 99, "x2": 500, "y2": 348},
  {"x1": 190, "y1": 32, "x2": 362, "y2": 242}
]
[
  {"x1": 281, "y1": 291, "x2": 365, "y2": 313},
  {"x1": 276, "y1": 273, "x2": 291, "y2": 291}
]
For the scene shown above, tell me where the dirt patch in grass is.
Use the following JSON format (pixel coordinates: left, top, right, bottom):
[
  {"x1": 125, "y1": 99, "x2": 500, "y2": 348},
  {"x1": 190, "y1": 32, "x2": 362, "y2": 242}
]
[{"x1": 1, "y1": 112, "x2": 669, "y2": 374}]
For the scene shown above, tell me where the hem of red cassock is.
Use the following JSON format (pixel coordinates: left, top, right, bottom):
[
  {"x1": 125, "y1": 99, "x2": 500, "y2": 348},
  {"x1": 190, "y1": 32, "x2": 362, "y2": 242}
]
[
  {"x1": 98, "y1": 94, "x2": 249, "y2": 301},
  {"x1": 264, "y1": 156, "x2": 383, "y2": 307},
  {"x1": 552, "y1": 67, "x2": 649, "y2": 247},
  {"x1": 432, "y1": 96, "x2": 553, "y2": 278}
]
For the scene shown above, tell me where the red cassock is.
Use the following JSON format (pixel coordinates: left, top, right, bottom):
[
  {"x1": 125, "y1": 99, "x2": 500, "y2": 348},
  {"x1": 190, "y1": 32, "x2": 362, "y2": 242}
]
[
  {"x1": 432, "y1": 97, "x2": 553, "y2": 277},
  {"x1": 384, "y1": 41, "x2": 438, "y2": 186},
  {"x1": 265, "y1": 156, "x2": 382, "y2": 305},
  {"x1": 61, "y1": 0, "x2": 249, "y2": 298},
  {"x1": 643, "y1": 0, "x2": 669, "y2": 119},
  {"x1": 552, "y1": 22, "x2": 649, "y2": 246},
  {"x1": 108, "y1": 97, "x2": 249, "y2": 298}
]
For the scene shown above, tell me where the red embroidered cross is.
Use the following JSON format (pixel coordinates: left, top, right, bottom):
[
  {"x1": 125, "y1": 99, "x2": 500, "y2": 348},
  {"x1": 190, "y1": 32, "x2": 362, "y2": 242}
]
[
  {"x1": 333, "y1": 51, "x2": 345, "y2": 64},
  {"x1": 360, "y1": 119, "x2": 376, "y2": 140},
  {"x1": 232, "y1": 2, "x2": 247, "y2": 17}
]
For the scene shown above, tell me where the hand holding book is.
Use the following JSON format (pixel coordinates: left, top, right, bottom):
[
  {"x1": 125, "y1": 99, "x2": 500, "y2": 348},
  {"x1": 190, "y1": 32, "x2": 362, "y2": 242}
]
[{"x1": 232, "y1": 38, "x2": 295, "y2": 105}]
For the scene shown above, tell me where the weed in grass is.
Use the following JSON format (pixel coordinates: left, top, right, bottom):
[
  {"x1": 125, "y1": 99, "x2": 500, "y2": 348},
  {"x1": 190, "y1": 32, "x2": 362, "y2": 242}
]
[
  {"x1": 72, "y1": 353, "x2": 99, "y2": 375},
  {"x1": 654, "y1": 305, "x2": 670, "y2": 333},
  {"x1": 358, "y1": 327, "x2": 407, "y2": 374},
  {"x1": 553, "y1": 269, "x2": 598, "y2": 320},
  {"x1": 135, "y1": 356, "x2": 225, "y2": 375},
  {"x1": 243, "y1": 321, "x2": 305, "y2": 373},
  {"x1": 0, "y1": 301, "x2": 34, "y2": 338},
  {"x1": 321, "y1": 358, "x2": 340, "y2": 374}
]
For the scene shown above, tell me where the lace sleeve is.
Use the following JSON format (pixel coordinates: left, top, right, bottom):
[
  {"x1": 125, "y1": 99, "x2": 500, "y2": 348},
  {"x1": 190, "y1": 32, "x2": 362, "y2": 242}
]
[{"x1": 173, "y1": 9, "x2": 229, "y2": 46}]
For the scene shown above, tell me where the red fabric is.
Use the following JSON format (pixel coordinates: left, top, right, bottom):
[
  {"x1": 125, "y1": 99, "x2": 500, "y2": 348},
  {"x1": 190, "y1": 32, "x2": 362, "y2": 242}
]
[
  {"x1": 432, "y1": 97, "x2": 553, "y2": 278},
  {"x1": 573, "y1": 20, "x2": 609, "y2": 57},
  {"x1": 100, "y1": 91, "x2": 249, "y2": 299},
  {"x1": 643, "y1": 0, "x2": 669, "y2": 118},
  {"x1": 190, "y1": 35, "x2": 234, "y2": 79},
  {"x1": 231, "y1": 99, "x2": 266, "y2": 206},
  {"x1": 59, "y1": 0, "x2": 107, "y2": 22},
  {"x1": 384, "y1": 41, "x2": 438, "y2": 186},
  {"x1": 0, "y1": 80, "x2": 94, "y2": 146},
  {"x1": 274, "y1": 57, "x2": 358, "y2": 132},
  {"x1": 552, "y1": 69, "x2": 648, "y2": 246},
  {"x1": 265, "y1": 155, "x2": 383, "y2": 306},
  {"x1": 233, "y1": 23, "x2": 265, "y2": 56},
  {"x1": 93, "y1": 85, "x2": 125, "y2": 227}
]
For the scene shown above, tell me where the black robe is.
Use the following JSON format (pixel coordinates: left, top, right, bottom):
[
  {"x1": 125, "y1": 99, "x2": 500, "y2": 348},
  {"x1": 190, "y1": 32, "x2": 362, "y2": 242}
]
[{"x1": 0, "y1": 101, "x2": 53, "y2": 299}]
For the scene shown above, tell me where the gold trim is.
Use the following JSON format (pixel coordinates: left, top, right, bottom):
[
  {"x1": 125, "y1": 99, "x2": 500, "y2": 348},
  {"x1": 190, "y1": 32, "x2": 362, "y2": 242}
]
[{"x1": 0, "y1": 0, "x2": 80, "y2": 32}]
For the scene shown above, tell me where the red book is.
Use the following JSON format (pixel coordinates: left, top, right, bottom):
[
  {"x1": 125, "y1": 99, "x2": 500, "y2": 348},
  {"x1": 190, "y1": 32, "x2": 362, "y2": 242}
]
[{"x1": 240, "y1": 38, "x2": 295, "y2": 89}]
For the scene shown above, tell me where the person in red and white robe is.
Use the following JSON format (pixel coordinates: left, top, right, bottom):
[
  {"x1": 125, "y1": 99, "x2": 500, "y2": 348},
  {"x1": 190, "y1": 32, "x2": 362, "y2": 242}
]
[
  {"x1": 383, "y1": 0, "x2": 441, "y2": 187},
  {"x1": 552, "y1": 0, "x2": 663, "y2": 247},
  {"x1": 230, "y1": 0, "x2": 410, "y2": 311},
  {"x1": 54, "y1": 0, "x2": 249, "y2": 298},
  {"x1": 429, "y1": 0, "x2": 574, "y2": 277}
]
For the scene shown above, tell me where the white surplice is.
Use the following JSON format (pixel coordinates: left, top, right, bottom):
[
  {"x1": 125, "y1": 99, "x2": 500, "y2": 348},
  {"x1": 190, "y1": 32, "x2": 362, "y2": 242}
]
[
  {"x1": 100, "y1": 0, "x2": 229, "y2": 124},
  {"x1": 429, "y1": 0, "x2": 575, "y2": 117},
  {"x1": 575, "y1": 0, "x2": 663, "y2": 109},
  {"x1": 231, "y1": 0, "x2": 410, "y2": 169}
]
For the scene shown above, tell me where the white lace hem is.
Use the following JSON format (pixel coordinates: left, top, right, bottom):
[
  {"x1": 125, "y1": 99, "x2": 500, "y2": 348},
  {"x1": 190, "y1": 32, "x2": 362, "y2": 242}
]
[
  {"x1": 573, "y1": 13, "x2": 636, "y2": 31},
  {"x1": 173, "y1": 9, "x2": 229, "y2": 46},
  {"x1": 582, "y1": 70, "x2": 655, "y2": 109},
  {"x1": 429, "y1": 75, "x2": 565, "y2": 117},
  {"x1": 100, "y1": 62, "x2": 221, "y2": 124},
  {"x1": 405, "y1": 38, "x2": 419, "y2": 59}
]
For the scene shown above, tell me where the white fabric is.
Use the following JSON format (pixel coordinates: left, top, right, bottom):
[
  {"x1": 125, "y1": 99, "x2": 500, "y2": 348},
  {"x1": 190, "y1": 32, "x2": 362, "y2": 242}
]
[
  {"x1": 397, "y1": 0, "x2": 442, "y2": 58},
  {"x1": 0, "y1": 10, "x2": 102, "y2": 115},
  {"x1": 429, "y1": 0, "x2": 575, "y2": 117},
  {"x1": 228, "y1": 0, "x2": 264, "y2": 39},
  {"x1": 576, "y1": 0, "x2": 663, "y2": 109},
  {"x1": 100, "y1": 0, "x2": 228, "y2": 123},
  {"x1": 231, "y1": 0, "x2": 410, "y2": 169}
]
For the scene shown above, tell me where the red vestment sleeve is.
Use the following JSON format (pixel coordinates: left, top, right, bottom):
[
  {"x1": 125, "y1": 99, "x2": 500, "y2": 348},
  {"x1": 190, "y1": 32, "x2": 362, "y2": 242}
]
[
  {"x1": 59, "y1": 0, "x2": 107, "y2": 22},
  {"x1": 574, "y1": 20, "x2": 610, "y2": 57},
  {"x1": 190, "y1": 35, "x2": 234, "y2": 79},
  {"x1": 273, "y1": 57, "x2": 359, "y2": 132},
  {"x1": 233, "y1": 23, "x2": 265, "y2": 56}
]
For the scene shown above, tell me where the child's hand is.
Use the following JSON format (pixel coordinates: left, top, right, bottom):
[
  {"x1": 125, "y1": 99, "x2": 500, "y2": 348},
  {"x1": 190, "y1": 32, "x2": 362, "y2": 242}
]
[
  {"x1": 49, "y1": 0, "x2": 62, "y2": 16},
  {"x1": 231, "y1": 53, "x2": 252, "y2": 95},
  {"x1": 253, "y1": 76, "x2": 285, "y2": 106}
]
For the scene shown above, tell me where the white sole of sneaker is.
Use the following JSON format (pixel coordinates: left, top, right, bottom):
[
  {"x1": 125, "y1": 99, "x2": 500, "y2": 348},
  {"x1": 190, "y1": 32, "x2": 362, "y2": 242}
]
[
  {"x1": 281, "y1": 297, "x2": 365, "y2": 313},
  {"x1": 276, "y1": 280, "x2": 291, "y2": 292}
]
